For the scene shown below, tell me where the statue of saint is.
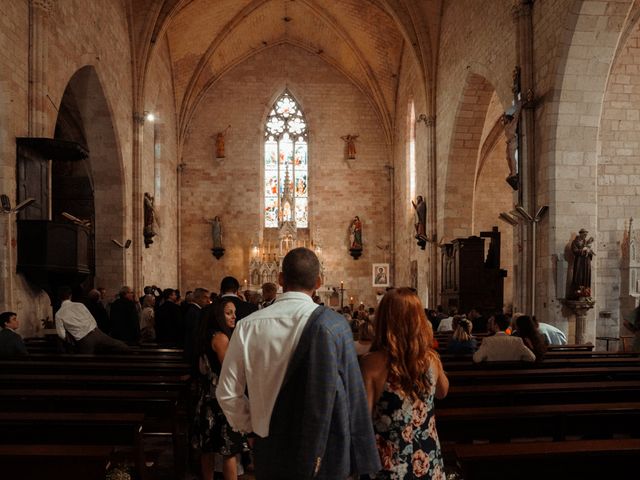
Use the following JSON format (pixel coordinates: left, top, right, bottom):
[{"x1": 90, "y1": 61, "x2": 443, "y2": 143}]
[
  {"x1": 143, "y1": 192, "x2": 157, "y2": 248},
  {"x1": 570, "y1": 228, "x2": 595, "y2": 297},
  {"x1": 350, "y1": 216, "x2": 363, "y2": 249},
  {"x1": 341, "y1": 134, "x2": 359, "y2": 160},
  {"x1": 208, "y1": 216, "x2": 223, "y2": 249},
  {"x1": 411, "y1": 195, "x2": 427, "y2": 240}
]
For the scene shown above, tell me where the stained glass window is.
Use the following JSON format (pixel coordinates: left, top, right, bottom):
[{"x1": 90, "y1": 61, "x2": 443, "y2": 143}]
[{"x1": 264, "y1": 91, "x2": 308, "y2": 228}]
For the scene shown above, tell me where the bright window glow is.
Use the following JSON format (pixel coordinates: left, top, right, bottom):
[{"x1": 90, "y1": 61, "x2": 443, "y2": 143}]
[
  {"x1": 264, "y1": 91, "x2": 308, "y2": 228},
  {"x1": 408, "y1": 101, "x2": 416, "y2": 204}
]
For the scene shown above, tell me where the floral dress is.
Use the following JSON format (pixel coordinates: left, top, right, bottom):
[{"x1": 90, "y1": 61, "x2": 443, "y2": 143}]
[
  {"x1": 190, "y1": 333, "x2": 247, "y2": 456},
  {"x1": 371, "y1": 368, "x2": 444, "y2": 479}
]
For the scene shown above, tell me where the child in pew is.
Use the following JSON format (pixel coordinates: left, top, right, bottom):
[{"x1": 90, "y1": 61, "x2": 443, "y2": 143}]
[
  {"x1": 447, "y1": 317, "x2": 477, "y2": 355},
  {"x1": 512, "y1": 315, "x2": 547, "y2": 361},
  {"x1": 0, "y1": 311, "x2": 28, "y2": 357}
]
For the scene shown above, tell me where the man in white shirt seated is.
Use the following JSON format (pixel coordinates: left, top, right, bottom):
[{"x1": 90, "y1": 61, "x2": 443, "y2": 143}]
[
  {"x1": 536, "y1": 319, "x2": 568, "y2": 345},
  {"x1": 473, "y1": 313, "x2": 536, "y2": 363},
  {"x1": 55, "y1": 286, "x2": 131, "y2": 354}
]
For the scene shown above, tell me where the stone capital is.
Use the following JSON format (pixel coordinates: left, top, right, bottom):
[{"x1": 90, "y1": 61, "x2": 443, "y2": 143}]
[{"x1": 31, "y1": 0, "x2": 55, "y2": 15}]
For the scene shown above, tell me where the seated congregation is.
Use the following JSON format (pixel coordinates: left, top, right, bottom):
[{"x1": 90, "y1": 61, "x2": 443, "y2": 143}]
[{"x1": 2, "y1": 248, "x2": 640, "y2": 480}]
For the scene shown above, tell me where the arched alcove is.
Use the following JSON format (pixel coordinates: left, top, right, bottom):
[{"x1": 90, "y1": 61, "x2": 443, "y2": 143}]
[{"x1": 55, "y1": 66, "x2": 126, "y2": 293}]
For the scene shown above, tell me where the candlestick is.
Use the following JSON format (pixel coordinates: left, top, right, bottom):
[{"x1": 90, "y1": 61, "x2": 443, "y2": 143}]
[{"x1": 244, "y1": 279, "x2": 248, "y2": 289}]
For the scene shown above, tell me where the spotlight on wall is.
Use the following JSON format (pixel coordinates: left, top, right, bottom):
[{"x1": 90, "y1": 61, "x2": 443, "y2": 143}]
[
  {"x1": 145, "y1": 111, "x2": 156, "y2": 122},
  {"x1": 112, "y1": 239, "x2": 132, "y2": 249},
  {"x1": 61, "y1": 211, "x2": 91, "y2": 228},
  {"x1": 0, "y1": 195, "x2": 35, "y2": 214},
  {"x1": 498, "y1": 212, "x2": 519, "y2": 227}
]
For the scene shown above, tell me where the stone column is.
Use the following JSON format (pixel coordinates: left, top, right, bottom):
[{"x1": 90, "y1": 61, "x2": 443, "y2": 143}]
[
  {"x1": 29, "y1": 0, "x2": 55, "y2": 137},
  {"x1": 564, "y1": 299, "x2": 595, "y2": 345},
  {"x1": 424, "y1": 115, "x2": 438, "y2": 308},
  {"x1": 131, "y1": 112, "x2": 145, "y2": 291},
  {"x1": 513, "y1": 0, "x2": 536, "y2": 314}
]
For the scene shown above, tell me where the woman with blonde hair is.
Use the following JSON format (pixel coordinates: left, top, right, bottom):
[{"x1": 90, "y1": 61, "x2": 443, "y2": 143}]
[
  {"x1": 447, "y1": 317, "x2": 477, "y2": 355},
  {"x1": 360, "y1": 288, "x2": 449, "y2": 479}
]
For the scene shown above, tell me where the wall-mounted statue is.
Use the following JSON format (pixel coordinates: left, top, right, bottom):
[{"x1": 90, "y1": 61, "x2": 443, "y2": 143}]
[
  {"x1": 208, "y1": 216, "x2": 225, "y2": 259},
  {"x1": 341, "y1": 134, "x2": 359, "y2": 160},
  {"x1": 412, "y1": 195, "x2": 427, "y2": 250},
  {"x1": 502, "y1": 99, "x2": 524, "y2": 191},
  {"x1": 143, "y1": 192, "x2": 157, "y2": 248},
  {"x1": 349, "y1": 215, "x2": 363, "y2": 259},
  {"x1": 215, "y1": 125, "x2": 231, "y2": 159},
  {"x1": 569, "y1": 228, "x2": 595, "y2": 298}
]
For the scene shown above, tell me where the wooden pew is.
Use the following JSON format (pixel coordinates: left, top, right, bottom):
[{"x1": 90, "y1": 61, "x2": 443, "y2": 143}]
[
  {"x1": 446, "y1": 365, "x2": 640, "y2": 385},
  {"x1": 0, "y1": 412, "x2": 146, "y2": 479},
  {"x1": 452, "y1": 438, "x2": 640, "y2": 480},
  {"x1": 438, "y1": 380, "x2": 640, "y2": 408},
  {"x1": 0, "y1": 444, "x2": 114, "y2": 480},
  {"x1": 437, "y1": 401, "x2": 640, "y2": 443}
]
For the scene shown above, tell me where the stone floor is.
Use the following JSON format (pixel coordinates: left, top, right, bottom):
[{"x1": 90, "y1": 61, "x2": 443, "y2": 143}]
[{"x1": 134, "y1": 435, "x2": 255, "y2": 480}]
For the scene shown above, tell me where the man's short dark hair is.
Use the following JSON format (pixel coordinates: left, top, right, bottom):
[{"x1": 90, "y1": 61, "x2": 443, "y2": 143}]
[
  {"x1": 57, "y1": 286, "x2": 73, "y2": 300},
  {"x1": 220, "y1": 276, "x2": 240, "y2": 294},
  {"x1": 0, "y1": 311, "x2": 17, "y2": 328},
  {"x1": 493, "y1": 313, "x2": 510, "y2": 331},
  {"x1": 162, "y1": 288, "x2": 176, "y2": 300},
  {"x1": 282, "y1": 248, "x2": 320, "y2": 291}
]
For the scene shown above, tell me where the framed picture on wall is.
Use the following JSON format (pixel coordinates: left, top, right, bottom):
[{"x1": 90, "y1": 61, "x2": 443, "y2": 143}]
[{"x1": 372, "y1": 263, "x2": 390, "y2": 287}]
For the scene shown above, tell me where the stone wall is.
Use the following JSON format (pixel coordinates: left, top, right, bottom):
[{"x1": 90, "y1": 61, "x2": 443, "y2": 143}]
[{"x1": 179, "y1": 44, "x2": 391, "y2": 306}]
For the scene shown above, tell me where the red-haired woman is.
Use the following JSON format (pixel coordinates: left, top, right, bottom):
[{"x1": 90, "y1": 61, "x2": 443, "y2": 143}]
[{"x1": 360, "y1": 288, "x2": 449, "y2": 479}]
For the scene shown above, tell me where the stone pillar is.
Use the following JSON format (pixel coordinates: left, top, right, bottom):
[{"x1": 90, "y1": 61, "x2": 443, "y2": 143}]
[
  {"x1": 513, "y1": 0, "x2": 536, "y2": 314},
  {"x1": 425, "y1": 115, "x2": 438, "y2": 308},
  {"x1": 29, "y1": 0, "x2": 55, "y2": 137},
  {"x1": 131, "y1": 112, "x2": 145, "y2": 291},
  {"x1": 564, "y1": 299, "x2": 595, "y2": 345}
]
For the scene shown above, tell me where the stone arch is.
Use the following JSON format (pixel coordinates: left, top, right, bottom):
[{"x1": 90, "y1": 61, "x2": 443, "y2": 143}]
[
  {"x1": 443, "y1": 72, "x2": 496, "y2": 242},
  {"x1": 56, "y1": 66, "x2": 126, "y2": 292},
  {"x1": 536, "y1": 0, "x2": 633, "y2": 337},
  {"x1": 598, "y1": 12, "x2": 640, "y2": 339}
]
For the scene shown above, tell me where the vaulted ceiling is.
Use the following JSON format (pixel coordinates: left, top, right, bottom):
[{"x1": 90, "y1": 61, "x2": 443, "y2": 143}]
[{"x1": 128, "y1": 0, "x2": 442, "y2": 143}]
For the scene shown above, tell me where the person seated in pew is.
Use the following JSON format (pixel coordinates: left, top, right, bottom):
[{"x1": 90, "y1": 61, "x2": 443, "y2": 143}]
[
  {"x1": 473, "y1": 314, "x2": 535, "y2": 363},
  {"x1": 0, "y1": 311, "x2": 28, "y2": 357},
  {"x1": 512, "y1": 315, "x2": 547, "y2": 361},
  {"x1": 624, "y1": 306, "x2": 640, "y2": 352},
  {"x1": 55, "y1": 286, "x2": 131, "y2": 354},
  {"x1": 436, "y1": 307, "x2": 457, "y2": 332},
  {"x1": 354, "y1": 319, "x2": 375, "y2": 356},
  {"x1": 535, "y1": 319, "x2": 567, "y2": 345},
  {"x1": 447, "y1": 317, "x2": 477, "y2": 355}
]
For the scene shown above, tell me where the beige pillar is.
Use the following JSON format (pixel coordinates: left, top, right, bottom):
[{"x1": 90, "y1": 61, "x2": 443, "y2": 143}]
[
  {"x1": 513, "y1": 0, "x2": 536, "y2": 314},
  {"x1": 424, "y1": 115, "x2": 438, "y2": 308},
  {"x1": 29, "y1": 0, "x2": 54, "y2": 137}
]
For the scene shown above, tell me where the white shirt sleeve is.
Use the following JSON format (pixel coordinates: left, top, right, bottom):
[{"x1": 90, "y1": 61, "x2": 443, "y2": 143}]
[
  {"x1": 55, "y1": 313, "x2": 67, "y2": 340},
  {"x1": 216, "y1": 328, "x2": 253, "y2": 434}
]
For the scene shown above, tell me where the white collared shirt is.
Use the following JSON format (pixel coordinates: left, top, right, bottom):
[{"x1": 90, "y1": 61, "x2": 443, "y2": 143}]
[
  {"x1": 55, "y1": 299, "x2": 97, "y2": 341},
  {"x1": 217, "y1": 291, "x2": 318, "y2": 437}
]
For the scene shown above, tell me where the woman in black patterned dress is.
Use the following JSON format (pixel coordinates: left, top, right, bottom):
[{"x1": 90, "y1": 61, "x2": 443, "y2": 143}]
[
  {"x1": 192, "y1": 299, "x2": 247, "y2": 479},
  {"x1": 360, "y1": 288, "x2": 449, "y2": 479}
]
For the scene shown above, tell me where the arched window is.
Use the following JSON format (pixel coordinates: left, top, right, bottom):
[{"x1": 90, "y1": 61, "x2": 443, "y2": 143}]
[{"x1": 264, "y1": 91, "x2": 308, "y2": 228}]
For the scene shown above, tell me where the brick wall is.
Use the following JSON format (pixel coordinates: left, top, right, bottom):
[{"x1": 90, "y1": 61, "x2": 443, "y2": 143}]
[{"x1": 179, "y1": 44, "x2": 391, "y2": 307}]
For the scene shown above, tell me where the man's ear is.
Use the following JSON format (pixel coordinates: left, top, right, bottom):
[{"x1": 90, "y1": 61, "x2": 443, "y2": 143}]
[
  {"x1": 315, "y1": 275, "x2": 322, "y2": 290},
  {"x1": 278, "y1": 272, "x2": 285, "y2": 288}
]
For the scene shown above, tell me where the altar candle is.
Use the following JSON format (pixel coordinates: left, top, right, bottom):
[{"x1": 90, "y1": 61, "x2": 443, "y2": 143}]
[
  {"x1": 244, "y1": 279, "x2": 248, "y2": 289},
  {"x1": 340, "y1": 281, "x2": 344, "y2": 290}
]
